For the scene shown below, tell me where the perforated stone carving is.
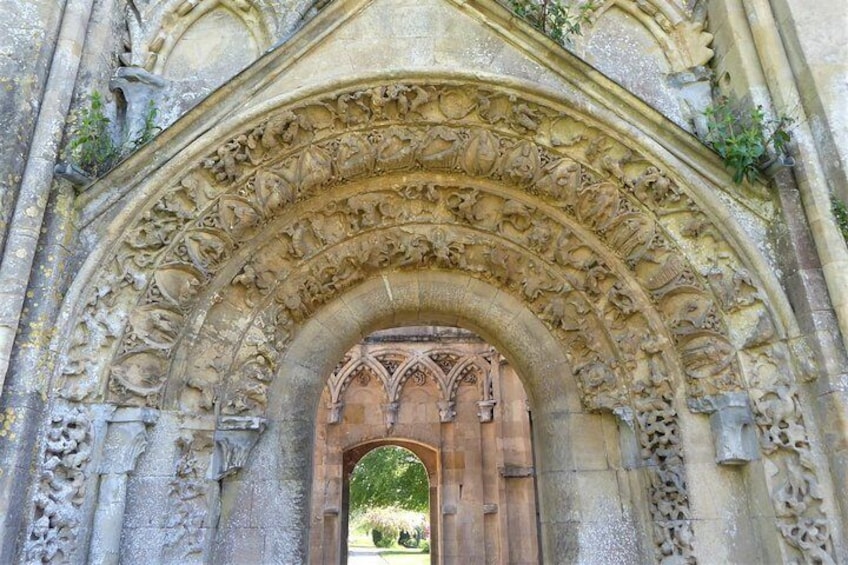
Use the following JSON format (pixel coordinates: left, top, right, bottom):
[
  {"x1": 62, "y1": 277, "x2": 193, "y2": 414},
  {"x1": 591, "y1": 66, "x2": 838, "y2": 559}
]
[
  {"x1": 164, "y1": 431, "x2": 214, "y2": 560},
  {"x1": 24, "y1": 405, "x2": 93, "y2": 563},
  {"x1": 746, "y1": 346, "x2": 836, "y2": 563}
]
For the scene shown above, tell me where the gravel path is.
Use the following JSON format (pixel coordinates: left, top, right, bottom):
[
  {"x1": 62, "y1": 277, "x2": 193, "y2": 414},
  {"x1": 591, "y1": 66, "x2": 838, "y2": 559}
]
[{"x1": 347, "y1": 547, "x2": 390, "y2": 564}]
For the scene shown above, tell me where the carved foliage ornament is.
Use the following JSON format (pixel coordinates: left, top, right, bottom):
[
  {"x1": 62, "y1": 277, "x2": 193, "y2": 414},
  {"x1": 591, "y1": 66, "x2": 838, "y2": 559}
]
[
  {"x1": 54, "y1": 81, "x2": 825, "y2": 561},
  {"x1": 25, "y1": 406, "x2": 93, "y2": 563},
  {"x1": 61, "y1": 83, "x2": 766, "y2": 412}
]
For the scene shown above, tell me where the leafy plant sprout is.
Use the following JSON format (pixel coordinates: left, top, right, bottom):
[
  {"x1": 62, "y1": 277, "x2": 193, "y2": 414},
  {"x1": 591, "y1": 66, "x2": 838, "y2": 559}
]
[
  {"x1": 65, "y1": 91, "x2": 121, "y2": 177},
  {"x1": 64, "y1": 91, "x2": 161, "y2": 178},
  {"x1": 509, "y1": 0, "x2": 599, "y2": 44},
  {"x1": 703, "y1": 97, "x2": 794, "y2": 184}
]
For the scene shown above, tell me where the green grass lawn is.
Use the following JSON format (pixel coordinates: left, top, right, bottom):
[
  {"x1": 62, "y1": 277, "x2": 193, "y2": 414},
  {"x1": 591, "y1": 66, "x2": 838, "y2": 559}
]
[{"x1": 379, "y1": 548, "x2": 430, "y2": 565}]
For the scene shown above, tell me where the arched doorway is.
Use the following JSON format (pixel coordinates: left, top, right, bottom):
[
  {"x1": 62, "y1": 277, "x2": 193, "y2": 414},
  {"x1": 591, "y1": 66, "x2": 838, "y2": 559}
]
[
  {"x1": 344, "y1": 444, "x2": 434, "y2": 564},
  {"x1": 310, "y1": 326, "x2": 541, "y2": 564},
  {"x1": 25, "y1": 68, "x2": 838, "y2": 562}
]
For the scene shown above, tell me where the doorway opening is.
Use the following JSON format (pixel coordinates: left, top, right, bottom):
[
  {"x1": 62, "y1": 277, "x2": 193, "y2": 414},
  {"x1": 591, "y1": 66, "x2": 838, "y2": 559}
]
[
  {"x1": 345, "y1": 444, "x2": 434, "y2": 564},
  {"x1": 310, "y1": 326, "x2": 540, "y2": 564}
]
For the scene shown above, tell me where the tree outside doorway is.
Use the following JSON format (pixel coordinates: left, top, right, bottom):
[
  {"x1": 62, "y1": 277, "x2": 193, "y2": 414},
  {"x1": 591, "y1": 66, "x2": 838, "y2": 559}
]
[{"x1": 348, "y1": 446, "x2": 430, "y2": 563}]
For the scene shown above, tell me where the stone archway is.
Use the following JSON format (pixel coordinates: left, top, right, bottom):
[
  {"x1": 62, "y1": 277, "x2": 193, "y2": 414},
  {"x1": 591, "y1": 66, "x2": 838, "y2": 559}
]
[
  {"x1": 26, "y1": 78, "x2": 838, "y2": 563},
  {"x1": 340, "y1": 441, "x2": 438, "y2": 565}
]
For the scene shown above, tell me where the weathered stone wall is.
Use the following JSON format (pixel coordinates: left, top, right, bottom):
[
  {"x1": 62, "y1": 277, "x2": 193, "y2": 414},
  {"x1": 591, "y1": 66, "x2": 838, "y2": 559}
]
[{"x1": 1, "y1": 0, "x2": 847, "y2": 563}]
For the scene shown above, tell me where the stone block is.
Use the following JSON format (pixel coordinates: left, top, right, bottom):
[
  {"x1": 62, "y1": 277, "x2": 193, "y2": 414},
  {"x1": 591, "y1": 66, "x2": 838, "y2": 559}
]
[
  {"x1": 691, "y1": 517, "x2": 762, "y2": 565},
  {"x1": 338, "y1": 277, "x2": 396, "y2": 332},
  {"x1": 119, "y1": 526, "x2": 167, "y2": 563},
  {"x1": 536, "y1": 470, "x2": 580, "y2": 522},
  {"x1": 538, "y1": 520, "x2": 580, "y2": 563},
  {"x1": 686, "y1": 462, "x2": 746, "y2": 521},
  {"x1": 532, "y1": 411, "x2": 576, "y2": 473},
  {"x1": 417, "y1": 274, "x2": 470, "y2": 326},
  {"x1": 214, "y1": 527, "x2": 264, "y2": 564},
  {"x1": 313, "y1": 297, "x2": 365, "y2": 346},
  {"x1": 123, "y1": 476, "x2": 172, "y2": 528},
  {"x1": 574, "y1": 469, "x2": 623, "y2": 522},
  {"x1": 219, "y1": 479, "x2": 255, "y2": 529},
  {"x1": 570, "y1": 413, "x2": 610, "y2": 471}
]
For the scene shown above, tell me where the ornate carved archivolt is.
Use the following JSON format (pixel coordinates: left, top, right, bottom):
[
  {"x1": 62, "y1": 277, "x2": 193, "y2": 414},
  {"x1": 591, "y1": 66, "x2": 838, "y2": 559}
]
[
  {"x1": 326, "y1": 343, "x2": 496, "y2": 424},
  {"x1": 53, "y1": 80, "x2": 833, "y2": 562}
]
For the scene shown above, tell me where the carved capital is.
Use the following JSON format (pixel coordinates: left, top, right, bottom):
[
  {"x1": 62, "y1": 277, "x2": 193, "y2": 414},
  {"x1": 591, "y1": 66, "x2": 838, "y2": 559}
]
[
  {"x1": 438, "y1": 400, "x2": 456, "y2": 423},
  {"x1": 99, "y1": 407, "x2": 159, "y2": 475},
  {"x1": 208, "y1": 416, "x2": 267, "y2": 480},
  {"x1": 690, "y1": 392, "x2": 758, "y2": 465},
  {"x1": 477, "y1": 399, "x2": 496, "y2": 423}
]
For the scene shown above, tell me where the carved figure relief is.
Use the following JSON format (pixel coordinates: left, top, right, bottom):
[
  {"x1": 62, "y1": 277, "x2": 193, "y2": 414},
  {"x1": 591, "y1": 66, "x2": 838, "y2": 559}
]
[{"x1": 53, "y1": 81, "x2": 832, "y2": 563}]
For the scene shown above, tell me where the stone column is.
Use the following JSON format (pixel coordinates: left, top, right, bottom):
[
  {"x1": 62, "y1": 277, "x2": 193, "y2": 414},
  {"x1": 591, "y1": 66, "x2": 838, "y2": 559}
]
[
  {"x1": 88, "y1": 407, "x2": 158, "y2": 565},
  {"x1": 204, "y1": 415, "x2": 266, "y2": 562}
]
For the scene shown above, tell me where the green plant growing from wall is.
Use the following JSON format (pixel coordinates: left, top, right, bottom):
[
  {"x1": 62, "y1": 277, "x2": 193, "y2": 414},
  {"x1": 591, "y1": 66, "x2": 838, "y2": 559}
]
[
  {"x1": 65, "y1": 91, "x2": 121, "y2": 177},
  {"x1": 704, "y1": 97, "x2": 793, "y2": 184},
  {"x1": 509, "y1": 0, "x2": 598, "y2": 44},
  {"x1": 130, "y1": 100, "x2": 160, "y2": 149},
  {"x1": 832, "y1": 196, "x2": 848, "y2": 245},
  {"x1": 64, "y1": 92, "x2": 160, "y2": 178}
]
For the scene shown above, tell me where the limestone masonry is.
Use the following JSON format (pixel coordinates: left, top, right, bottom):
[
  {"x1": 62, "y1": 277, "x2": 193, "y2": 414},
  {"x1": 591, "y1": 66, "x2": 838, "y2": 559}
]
[{"x1": 0, "y1": 0, "x2": 846, "y2": 563}]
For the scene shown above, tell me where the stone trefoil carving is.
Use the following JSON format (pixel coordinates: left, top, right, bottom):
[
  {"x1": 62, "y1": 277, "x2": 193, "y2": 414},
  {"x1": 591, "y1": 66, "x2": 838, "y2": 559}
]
[{"x1": 326, "y1": 344, "x2": 495, "y2": 425}]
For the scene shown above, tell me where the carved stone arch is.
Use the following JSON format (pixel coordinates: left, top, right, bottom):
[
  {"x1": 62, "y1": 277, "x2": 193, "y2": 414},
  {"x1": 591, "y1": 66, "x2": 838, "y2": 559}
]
[
  {"x1": 47, "y1": 73, "x2": 837, "y2": 562},
  {"x1": 149, "y1": 0, "x2": 274, "y2": 76},
  {"x1": 444, "y1": 354, "x2": 491, "y2": 406},
  {"x1": 390, "y1": 353, "x2": 445, "y2": 403},
  {"x1": 327, "y1": 349, "x2": 391, "y2": 408}
]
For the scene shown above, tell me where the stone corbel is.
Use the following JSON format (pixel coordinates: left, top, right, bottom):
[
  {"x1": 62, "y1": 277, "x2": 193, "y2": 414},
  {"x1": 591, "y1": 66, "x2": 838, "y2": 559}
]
[
  {"x1": 208, "y1": 416, "x2": 268, "y2": 480},
  {"x1": 438, "y1": 400, "x2": 456, "y2": 423},
  {"x1": 384, "y1": 402, "x2": 399, "y2": 429},
  {"x1": 109, "y1": 66, "x2": 167, "y2": 142},
  {"x1": 690, "y1": 392, "x2": 759, "y2": 465},
  {"x1": 477, "y1": 399, "x2": 496, "y2": 423},
  {"x1": 88, "y1": 406, "x2": 159, "y2": 565}
]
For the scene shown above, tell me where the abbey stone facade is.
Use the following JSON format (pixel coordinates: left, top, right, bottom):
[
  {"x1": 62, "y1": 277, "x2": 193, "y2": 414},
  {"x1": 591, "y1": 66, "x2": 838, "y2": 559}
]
[{"x1": 1, "y1": 0, "x2": 847, "y2": 563}]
